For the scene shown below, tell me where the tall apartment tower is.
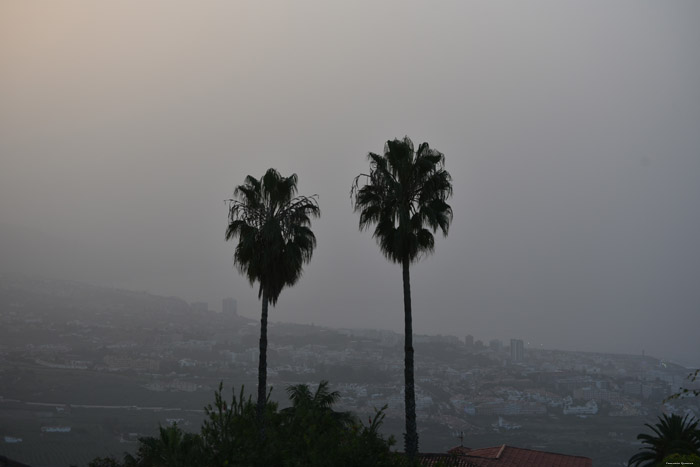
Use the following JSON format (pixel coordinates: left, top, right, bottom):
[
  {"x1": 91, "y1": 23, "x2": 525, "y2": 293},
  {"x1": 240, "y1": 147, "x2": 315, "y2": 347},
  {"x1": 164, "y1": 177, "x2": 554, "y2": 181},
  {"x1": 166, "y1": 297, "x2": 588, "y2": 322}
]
[
  {"x1": 222, "y1": 298, "x2": 238, "y2": 316},
  {"x1": 510, "y1": 339, "x2": 524, "y2": 362}
]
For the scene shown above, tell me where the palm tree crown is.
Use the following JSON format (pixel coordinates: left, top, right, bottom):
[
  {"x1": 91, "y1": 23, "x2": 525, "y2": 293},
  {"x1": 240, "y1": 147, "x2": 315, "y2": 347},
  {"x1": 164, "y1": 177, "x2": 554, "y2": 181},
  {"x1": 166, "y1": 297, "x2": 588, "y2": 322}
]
[
  {"x1": 351, "y1": 137, "x2": 453, "y2": 263},
  {"x1": 286, "y1": 381, "x2": 340, "y2": 410},
  {"x1": 226, "y1": 168, "x2": 320, "y2": 305},
  {"x1": 629, "y1": 413, "x2": 700, "y2": 466}
]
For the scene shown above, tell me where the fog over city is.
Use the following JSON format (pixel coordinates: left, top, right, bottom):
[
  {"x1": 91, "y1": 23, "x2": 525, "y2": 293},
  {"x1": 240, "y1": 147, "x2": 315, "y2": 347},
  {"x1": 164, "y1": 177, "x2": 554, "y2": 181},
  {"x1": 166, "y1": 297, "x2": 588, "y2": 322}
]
[{"x1": 2, "y1": 1, "x2": 699, "y2": 365}]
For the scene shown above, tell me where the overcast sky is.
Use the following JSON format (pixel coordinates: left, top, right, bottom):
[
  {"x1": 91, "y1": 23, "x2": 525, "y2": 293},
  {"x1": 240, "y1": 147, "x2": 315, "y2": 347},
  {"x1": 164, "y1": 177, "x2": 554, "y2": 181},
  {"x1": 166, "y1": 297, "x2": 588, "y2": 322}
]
[{"x1": 2, "y1": 1, "x2": 699, "y2": 366}]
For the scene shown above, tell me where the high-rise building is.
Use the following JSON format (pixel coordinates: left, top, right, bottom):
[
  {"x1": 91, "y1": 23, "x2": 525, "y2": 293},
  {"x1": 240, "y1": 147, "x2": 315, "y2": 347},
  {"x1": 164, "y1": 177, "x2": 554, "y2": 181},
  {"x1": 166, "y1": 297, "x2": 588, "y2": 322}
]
[
  {"x1": 223, "y1": 297, "x2": 238, "y2": 316},
  {"x1": 510, "y1": 339, "x2": 524, "y2": 362}
]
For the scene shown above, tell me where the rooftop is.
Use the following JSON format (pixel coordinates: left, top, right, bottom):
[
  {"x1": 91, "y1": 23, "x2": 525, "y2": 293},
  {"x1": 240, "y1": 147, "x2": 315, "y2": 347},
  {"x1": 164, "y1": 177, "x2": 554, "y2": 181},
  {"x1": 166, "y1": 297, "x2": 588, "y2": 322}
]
[{"x1": 419, "y1": 444, "x2": 592, "y2": 467}]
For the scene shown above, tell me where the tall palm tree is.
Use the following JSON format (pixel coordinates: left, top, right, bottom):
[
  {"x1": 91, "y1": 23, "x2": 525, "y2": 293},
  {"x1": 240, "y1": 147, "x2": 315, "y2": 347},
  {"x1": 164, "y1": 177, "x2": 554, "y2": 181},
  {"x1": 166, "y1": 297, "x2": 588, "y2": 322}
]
[
  {"x1": 351, "y1": 137, "x2": 453, "y2": 457},
  {"x1": 226, "y1": 168, "x2": 320, "y2": 420},
  {"x1": 629, "y1": 413, "x2": 700, "y2": 466}
]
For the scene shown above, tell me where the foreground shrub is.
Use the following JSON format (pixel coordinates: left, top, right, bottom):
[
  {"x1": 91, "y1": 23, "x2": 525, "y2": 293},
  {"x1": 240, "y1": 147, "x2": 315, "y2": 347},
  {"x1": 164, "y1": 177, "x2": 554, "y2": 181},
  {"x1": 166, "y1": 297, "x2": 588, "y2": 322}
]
[
  {"x1": 91, "y1": 380, "x2": 402, "y2": 467},
  {"x1": 628, "y1": 414, "x2": 700, "y2": 466}
]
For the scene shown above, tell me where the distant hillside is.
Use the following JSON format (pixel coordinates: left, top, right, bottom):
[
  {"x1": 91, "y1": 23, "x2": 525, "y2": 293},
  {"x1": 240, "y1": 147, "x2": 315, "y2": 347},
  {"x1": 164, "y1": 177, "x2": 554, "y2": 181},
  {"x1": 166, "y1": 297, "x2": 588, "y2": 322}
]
[
  {"x1": 1, "y1": 274, "x2": 189, "y2": 311},
  {"x1": 0, "y1": 275, "x2": 252, "y2": 344}
]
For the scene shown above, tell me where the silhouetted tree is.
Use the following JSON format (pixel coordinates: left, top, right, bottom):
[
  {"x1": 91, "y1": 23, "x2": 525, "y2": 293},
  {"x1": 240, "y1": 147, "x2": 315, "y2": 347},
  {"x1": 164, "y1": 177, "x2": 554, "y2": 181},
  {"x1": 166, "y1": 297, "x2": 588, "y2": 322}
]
[
  {"x1": 352, "y1": 137, "x2": 453, "y2": 458},
  {"x1": 226, "y1": 169, "x2": 320, "y2": 423},
  {"x1": 279, "y1": 381, "x2": 400, "y2": 467},
  {"x1": 95, "y1": 382, "x2": 401, "y2": 467},
  {"x1": 281, "y1": 382, "x2": 354, "y2": 465},
  {"x1": 201, "y1": 382, "x2": 279, "y2": 466},
  {"x1": 628, "y1": 413, "x2": 700, "y2": 466},
  {"x1": 130, "y1": 424, "x2": 204, "y2": 467}
]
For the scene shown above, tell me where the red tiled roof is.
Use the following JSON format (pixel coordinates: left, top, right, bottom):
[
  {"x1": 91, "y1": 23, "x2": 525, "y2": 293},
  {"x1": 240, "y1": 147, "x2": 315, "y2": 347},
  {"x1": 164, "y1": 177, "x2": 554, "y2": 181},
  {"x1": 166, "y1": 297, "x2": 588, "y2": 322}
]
[
  {"x1": 448, "y1": 446, "x2": 474, "y2": 456},
  {"x1": 423, "y1": 445, "x2": 592, "y2": 467}
]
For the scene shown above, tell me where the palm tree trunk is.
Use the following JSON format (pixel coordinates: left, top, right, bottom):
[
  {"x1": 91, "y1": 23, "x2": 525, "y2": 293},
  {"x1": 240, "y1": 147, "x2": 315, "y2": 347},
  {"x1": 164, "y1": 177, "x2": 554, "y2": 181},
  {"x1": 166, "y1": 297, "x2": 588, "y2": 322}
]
[
  {"x1": 257, "y1": 291, "x2": 268, "y2": 426},
  {"x1": 402, "y1": 257, "x2": 418, "y2": 458}
]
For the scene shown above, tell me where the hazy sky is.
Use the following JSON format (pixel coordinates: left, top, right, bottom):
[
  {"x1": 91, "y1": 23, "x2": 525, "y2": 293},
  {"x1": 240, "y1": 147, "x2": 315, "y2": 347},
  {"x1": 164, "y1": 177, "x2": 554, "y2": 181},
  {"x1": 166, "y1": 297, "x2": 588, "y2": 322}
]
[{"x1": 2, "y1": 1, "x2": 699, "y2": 365}]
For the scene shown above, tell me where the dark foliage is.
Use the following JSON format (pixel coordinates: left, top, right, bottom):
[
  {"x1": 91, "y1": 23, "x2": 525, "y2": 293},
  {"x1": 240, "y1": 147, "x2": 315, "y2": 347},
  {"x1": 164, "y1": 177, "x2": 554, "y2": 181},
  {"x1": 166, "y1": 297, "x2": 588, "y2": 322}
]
[
  {"x1": 91, "y1": 381, "x2": 403, "y2": 467},
  {"x1": 628, "y1": 413, "x2": 700, "y2": 466},
  {"x1": 225, "y1": 169, "x2": 319, "y2": 306}
]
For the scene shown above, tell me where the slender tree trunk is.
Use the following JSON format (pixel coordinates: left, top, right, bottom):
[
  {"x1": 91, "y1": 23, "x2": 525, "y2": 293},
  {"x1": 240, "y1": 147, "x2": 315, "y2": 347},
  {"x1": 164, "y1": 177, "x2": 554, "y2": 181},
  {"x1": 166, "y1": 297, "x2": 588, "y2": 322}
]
[
  {"x1": 402, "y1": 257, "x2": 418, "y2": 458},
  {"x1": 257, "y1": 291, "x2": 268, "y2": 430}
]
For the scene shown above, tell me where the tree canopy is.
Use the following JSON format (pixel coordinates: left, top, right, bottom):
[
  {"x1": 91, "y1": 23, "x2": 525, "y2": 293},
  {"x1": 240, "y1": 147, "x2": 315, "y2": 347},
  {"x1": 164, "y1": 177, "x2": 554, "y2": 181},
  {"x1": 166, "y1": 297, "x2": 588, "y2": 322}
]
[
  {"x1": 91, "y1": 381, "x2": 404, "y2": 467},
  {"x1": 226, "y1": 168, "x2": 320, "y2": 305},
  {"x1": 351, "y1": 137, "x2": 453, "y2": 264}
]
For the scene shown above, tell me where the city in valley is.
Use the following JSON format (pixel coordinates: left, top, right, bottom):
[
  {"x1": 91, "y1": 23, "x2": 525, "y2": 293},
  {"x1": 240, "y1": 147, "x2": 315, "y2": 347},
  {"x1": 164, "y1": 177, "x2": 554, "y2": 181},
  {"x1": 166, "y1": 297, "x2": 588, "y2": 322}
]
[{"x1": 1, "y1": 277, "x2": 697, "y2": 466}]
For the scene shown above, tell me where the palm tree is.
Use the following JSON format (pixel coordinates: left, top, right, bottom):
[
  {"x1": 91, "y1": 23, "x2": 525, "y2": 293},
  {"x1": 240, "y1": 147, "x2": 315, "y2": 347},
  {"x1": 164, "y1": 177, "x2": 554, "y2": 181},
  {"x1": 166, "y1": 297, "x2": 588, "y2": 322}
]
[
  {"x1": 226, "y1": 168, "x2": 320, "y2": 421},
  {"x1": 281, "y1": 381, "x2": 358, "y2": 465},
  {"x1": 283, "y1": 380, "x2": 354, "y2": 427},
  {"x1": 132, "y1": 424, "x2": 204, "y2": 467},
  {"x1": 351, "y1": 137, "x2": 453, "y2": 457},
  {"x1": 628, "y1": 413, "x2": 700, "y2": 466}
]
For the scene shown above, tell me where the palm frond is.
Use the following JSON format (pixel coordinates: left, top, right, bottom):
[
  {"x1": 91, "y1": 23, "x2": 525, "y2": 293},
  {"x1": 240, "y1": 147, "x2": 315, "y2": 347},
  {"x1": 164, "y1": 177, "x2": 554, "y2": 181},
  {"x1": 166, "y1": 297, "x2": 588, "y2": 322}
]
[
  {"x1": 351, "y1": 137, "x2": 453, "y2": 264},
  {"x1": 226, "y1": 170, "x2": 320, "y2": 305},
  {"x1": 629, "y1": 414, "x2": 700, "y2": 466}
]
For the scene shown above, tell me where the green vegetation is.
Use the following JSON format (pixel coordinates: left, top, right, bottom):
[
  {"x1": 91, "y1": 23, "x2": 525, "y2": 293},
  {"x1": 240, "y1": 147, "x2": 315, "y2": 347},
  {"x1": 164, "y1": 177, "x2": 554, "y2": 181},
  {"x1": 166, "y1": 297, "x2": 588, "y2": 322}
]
[
  {"x1": 628, "y1": 414, "x2": 700, "y2": 466},
  {"x1": 225, "y1": 169, "x2": 320, "y2": 421},
  {"x1": 89, "y1": 381, "x2": 402, "y2": 467},
  {"x1": 352, "y1": 137, "x2": 453, "y2": 458}
]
